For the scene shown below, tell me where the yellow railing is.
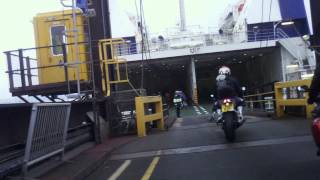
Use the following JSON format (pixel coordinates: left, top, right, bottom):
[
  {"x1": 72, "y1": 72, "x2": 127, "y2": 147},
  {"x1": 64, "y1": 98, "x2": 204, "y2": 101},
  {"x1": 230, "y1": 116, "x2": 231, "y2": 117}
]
[
  {"x1": 98, "y1": 38, "x2": 129, "y2": 96},
  {"x1": 135, "y1": 96, "x2": 165, "y2": 137},
  {"x1": 274, "y1": 79, "x2": 314, "y2": 119}
]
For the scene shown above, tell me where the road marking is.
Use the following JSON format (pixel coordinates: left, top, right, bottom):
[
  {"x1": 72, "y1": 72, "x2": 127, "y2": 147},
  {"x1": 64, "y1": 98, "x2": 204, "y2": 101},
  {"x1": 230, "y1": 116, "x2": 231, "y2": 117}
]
[
  {"x1": 107, "y1": 160, "x2": 131, "y2": 180},
  {"x1": 173, "y1": 122, "x2": 182, "y2": 128},
  {"x1": 110, "y1": 136, "x2": 312, "y2": 160},
  {"x1": 173, "y1": 118, "x2": 183, "y2": 127},
  {"x1": 199, "y1": 106, "x2": 209, "y2": 114},
  {"x1": 141, "y1": 157, "x2": 160, "y2": 180},
  {"x1": 193, "y1": 106, "x2": 202, "y2": 115}
]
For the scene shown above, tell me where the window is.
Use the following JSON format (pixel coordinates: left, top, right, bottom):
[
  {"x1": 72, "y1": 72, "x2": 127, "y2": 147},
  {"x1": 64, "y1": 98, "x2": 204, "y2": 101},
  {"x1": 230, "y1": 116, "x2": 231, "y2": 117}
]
[{"x1": 51, "y1": 26, "x2": 66, "y2": 55}]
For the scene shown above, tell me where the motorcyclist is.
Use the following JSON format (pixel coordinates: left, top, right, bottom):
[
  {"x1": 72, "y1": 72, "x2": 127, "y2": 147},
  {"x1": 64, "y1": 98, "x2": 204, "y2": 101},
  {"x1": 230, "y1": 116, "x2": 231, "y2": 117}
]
[
  {"x1": 173, "y1": 91, "x2": 183, "y2": 118},
  {"x1": 308, "y1": 65, "x2": 320, "y2": 105},
  {"x1": 214, "y1": 66, "x2": 244, "y2": 122}
]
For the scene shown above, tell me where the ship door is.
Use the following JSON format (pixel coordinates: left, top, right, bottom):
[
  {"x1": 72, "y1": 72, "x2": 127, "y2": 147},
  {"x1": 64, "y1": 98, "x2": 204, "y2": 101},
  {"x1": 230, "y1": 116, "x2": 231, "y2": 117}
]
[{"x1": 35, "y1": 18, "x2": 76, "y2": 84}]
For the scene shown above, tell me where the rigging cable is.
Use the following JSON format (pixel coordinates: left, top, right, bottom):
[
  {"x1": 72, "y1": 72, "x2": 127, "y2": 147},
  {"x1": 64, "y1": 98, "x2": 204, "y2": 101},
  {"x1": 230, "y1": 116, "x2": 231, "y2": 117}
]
[
  {"x1": 260, "y1": 0, "x2": 265, "y2": 48},
  {"x1": 266, "y1": 0, "x2": 273, "y2": 47},
  {"x1": 139, "y1": 0, "x2": 145, "y2": 89}
]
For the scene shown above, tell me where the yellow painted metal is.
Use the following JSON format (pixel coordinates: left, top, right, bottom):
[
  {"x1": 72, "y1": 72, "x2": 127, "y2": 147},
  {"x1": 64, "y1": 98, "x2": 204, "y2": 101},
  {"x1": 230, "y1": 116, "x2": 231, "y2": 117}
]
[
  {"x1": 222, "y1": 103, "x2": 234, "y2": 112},
  {"x1": 98, "y1": 38, "x2": 129, "y2": 96},
  {"x1": 274, "y1": 79, "x2": 311, "y2": 88},
  {"x1": 274, "y1": 79, "x2": 314, "y2": 119},
  {"x1": 135, "y1": 96, "x2": 165, "y2": 137},
  {"x1": 33, "y1": 10, "x2": 88, "y2": 84}
]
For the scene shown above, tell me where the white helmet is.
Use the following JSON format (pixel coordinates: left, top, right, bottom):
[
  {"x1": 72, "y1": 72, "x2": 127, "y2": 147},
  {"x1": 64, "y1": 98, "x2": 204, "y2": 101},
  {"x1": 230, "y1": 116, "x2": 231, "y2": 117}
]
[{"x1": 218, "y1": 66, "x2": 231, "y2": 75}]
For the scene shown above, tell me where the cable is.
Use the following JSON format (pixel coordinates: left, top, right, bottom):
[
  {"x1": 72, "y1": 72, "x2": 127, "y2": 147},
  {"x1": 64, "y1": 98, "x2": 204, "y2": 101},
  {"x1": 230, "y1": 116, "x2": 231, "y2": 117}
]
[
  {"x1": 266, "y1": 0, "x2": 273, "y2": 47},
  {"x1": 141, "y1": 2, "x2": 151, "y2": 59},
  {"x1": 259, "y1": 0, "x2": 265, "y2": 48},
  {"x1": 139, "y1": 0, "x2": 145, "y2": 89}
]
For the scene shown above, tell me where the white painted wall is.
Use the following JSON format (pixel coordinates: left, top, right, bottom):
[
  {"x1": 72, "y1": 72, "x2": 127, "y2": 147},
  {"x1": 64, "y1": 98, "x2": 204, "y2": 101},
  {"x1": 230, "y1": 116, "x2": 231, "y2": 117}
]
[{"x1": 121, "y1": 40, "x2": 276, "y2": 61}]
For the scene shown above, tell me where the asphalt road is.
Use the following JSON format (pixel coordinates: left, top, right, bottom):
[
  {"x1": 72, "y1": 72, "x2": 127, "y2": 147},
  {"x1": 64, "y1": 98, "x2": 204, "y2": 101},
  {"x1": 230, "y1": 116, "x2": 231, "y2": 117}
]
[{"x1": 87, "y1": 108, "x2": 320, "y2": 180}]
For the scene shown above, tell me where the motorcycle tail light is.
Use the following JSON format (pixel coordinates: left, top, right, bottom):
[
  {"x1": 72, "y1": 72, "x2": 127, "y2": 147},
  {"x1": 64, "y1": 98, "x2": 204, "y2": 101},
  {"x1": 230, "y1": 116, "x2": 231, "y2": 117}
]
[{"x1": 312, "y1": 118, "x2": 320, "y2": 146}]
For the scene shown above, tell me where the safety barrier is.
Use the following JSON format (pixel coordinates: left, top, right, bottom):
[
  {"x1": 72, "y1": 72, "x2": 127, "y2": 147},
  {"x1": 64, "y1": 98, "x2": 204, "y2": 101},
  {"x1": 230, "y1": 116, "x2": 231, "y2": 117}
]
[
  {"x1": 135, "y1": 96, "x2": 165, "y2": 137},
  {"x1": 23, "y1": 103, "x2": 71, "y2": 175},
  {"x1": 274, "y1": 79, "x2": 313, "y2": 118},
  {"x1": 244, "y1": 91, "x2": 275, "y2": 112}
]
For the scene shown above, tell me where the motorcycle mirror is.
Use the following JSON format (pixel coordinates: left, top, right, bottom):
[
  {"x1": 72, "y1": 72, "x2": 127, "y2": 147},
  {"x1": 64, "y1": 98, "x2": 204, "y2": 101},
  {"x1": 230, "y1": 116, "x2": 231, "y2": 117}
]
[
  {"x1": 210, "y1": 94, "x2": 214, "y2": 98},
  {"x1": 242, "y1": 87, "x2": 246, "y2": 91}
]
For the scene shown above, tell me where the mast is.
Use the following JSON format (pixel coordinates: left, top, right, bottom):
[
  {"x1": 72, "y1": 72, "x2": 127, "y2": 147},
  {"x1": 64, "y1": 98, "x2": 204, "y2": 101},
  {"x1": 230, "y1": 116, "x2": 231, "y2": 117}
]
[{"x1": 179, "y1": 0, "x2": 186, "y2": 31}]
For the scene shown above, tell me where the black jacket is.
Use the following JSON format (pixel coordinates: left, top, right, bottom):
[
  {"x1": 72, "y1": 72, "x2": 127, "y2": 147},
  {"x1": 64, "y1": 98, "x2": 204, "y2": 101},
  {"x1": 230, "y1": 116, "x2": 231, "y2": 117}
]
[
  {"x1": 309, "y1": 65, "x2": 320, "y2": 104},
  {"x1": 216, "y1": 75, "x2": 242, "y2": 99}
]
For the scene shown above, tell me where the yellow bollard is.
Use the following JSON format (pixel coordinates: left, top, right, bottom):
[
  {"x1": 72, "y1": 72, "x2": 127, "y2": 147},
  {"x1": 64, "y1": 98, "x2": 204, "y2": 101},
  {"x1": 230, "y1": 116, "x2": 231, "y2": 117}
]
[{"x1": 135, "y1": 96, "x2": 165, "y2": 137}]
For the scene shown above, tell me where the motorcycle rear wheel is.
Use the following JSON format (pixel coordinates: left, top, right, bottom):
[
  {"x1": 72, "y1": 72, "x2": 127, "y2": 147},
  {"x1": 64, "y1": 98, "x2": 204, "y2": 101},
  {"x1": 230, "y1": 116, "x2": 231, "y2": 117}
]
[{"x1": 223, "y1": 112, "x2": 236, "y2": 142}]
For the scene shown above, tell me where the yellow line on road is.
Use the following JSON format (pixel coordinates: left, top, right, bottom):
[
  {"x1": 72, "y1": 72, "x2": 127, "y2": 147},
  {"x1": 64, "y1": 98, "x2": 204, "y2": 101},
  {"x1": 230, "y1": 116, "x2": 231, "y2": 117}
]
[
  {"x1": 141, "y1": 157, "x2": 160, "y2": 180},
  {"x1": 108, "y1": 160, "x2": 131, "y2": 180}
]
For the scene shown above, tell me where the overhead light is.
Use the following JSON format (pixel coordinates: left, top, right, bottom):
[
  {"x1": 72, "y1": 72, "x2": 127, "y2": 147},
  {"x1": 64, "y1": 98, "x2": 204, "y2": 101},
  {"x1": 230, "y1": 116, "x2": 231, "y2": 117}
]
[
  {"x1": 253, "y1": 26, "x2": 259, "y2": 29},
  {"x1": 301, "y1": 73, "x2": 314, "y2": 79},
  {"x1": 217, "y1": 57, "x2": 221, "y2": 60},
  {"x1": 281, "y1": 21, "x2": 294, "y2": 26},
  {"x1": 243, "y1": 53, "x2": 247, "y2": 56},
  {"x1": 182, "y1": 65, "x2": 185, "y2": 68},
  {"x1": 286, "y1": 64, "x2": 299, "y2": 69},
  {"x1": 302, "y1": 35, "x2": 310, "y2": 41}
]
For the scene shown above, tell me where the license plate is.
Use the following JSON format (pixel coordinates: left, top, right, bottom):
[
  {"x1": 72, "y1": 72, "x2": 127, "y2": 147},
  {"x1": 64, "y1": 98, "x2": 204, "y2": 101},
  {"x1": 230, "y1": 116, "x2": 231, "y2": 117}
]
[{"x1": 222, "y1": 103, "x2": 234, "y2": 112}]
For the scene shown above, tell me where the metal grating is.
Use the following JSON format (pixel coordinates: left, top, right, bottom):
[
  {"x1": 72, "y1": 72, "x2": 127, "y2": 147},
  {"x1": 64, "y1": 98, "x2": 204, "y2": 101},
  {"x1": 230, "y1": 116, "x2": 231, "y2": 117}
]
[{"x1": 23, "y1": 103, "x2": 71, "y2": 174}]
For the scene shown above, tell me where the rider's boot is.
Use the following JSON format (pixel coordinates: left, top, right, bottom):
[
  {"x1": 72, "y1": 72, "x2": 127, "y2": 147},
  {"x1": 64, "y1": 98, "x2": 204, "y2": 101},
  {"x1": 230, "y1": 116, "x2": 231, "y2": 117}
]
[
  {"x1": 216, "y1": 109, "x2": 223, "y2": 123},
  {"x1": 237, "y1": 106, "x2": 244, "y2": 123}
]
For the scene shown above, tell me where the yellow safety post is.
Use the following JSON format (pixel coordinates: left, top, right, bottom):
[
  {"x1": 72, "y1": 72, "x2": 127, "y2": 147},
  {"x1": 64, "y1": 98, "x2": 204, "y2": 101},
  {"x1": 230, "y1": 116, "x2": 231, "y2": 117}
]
[
  {"x1": 274, "y1": 79, "x2": 314, "y2": 119},
  {"x1": 135, "y1": 96, "x2": 165, "y2": 137}
]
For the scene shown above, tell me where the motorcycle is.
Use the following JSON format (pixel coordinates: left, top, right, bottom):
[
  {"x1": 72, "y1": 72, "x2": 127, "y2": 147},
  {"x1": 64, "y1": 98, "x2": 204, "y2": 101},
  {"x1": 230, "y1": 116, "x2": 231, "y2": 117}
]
[{"x1": 213, "y1": 97, "x2": 245, "y2": 142}]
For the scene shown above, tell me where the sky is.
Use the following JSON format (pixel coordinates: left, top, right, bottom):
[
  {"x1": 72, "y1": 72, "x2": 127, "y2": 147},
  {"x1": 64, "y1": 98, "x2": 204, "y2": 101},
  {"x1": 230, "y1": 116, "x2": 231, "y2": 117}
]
[{"x1": 0, "y1": 0, "x2": 238, "y2": 101}]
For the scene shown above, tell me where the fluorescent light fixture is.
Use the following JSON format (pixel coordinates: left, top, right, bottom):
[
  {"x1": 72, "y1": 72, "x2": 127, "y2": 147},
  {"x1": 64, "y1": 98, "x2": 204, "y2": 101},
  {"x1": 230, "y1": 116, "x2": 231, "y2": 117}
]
[
  {"x1": 281, "y1": 21, "x2": 294, "y2": 26},
  {"x1": 286, "y1": 64, "x2": 299, "y2": 69},
  {"x1": 302, "y1": 35, "x2": 310, "y2": 41},
  {"x1": 301, "y1": 73, "x2": 314, "y2": 79}
]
